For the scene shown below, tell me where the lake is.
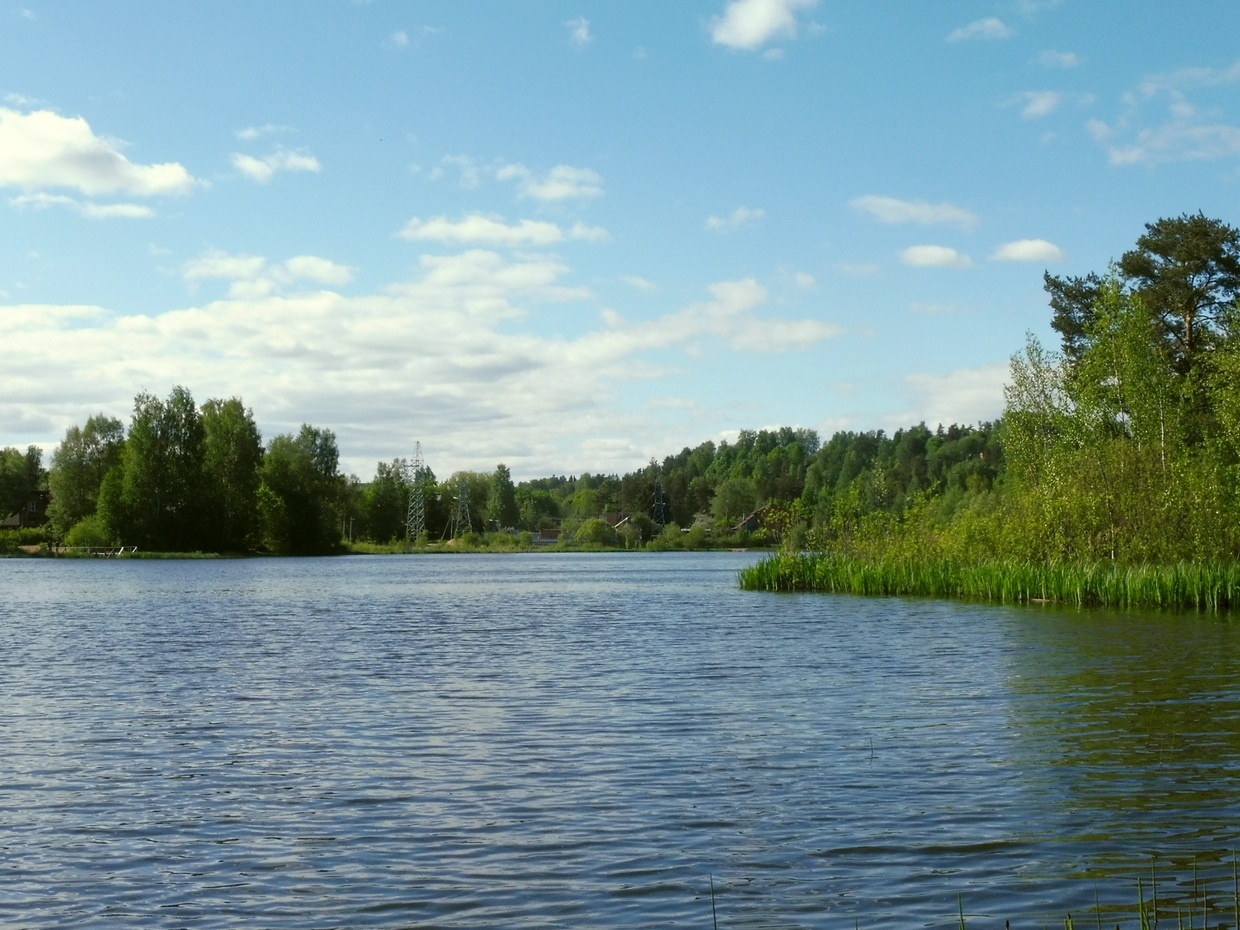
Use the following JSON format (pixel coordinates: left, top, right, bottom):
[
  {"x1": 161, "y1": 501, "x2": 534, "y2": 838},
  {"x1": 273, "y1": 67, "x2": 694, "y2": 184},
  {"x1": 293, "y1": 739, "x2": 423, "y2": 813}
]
[{"x1": 2, "y1": 551, "x2": 1238, "y2": 928}]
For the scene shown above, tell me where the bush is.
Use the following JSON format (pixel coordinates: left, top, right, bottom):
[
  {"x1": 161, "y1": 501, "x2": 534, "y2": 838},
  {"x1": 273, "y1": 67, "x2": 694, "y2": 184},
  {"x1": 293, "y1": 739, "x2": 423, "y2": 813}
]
[
  {"x1": 574, "y1": 517, "x2": 618, "y2": 548},
  {"x1": 65, "y1": 515, "x2": 112, "y2": 548}
]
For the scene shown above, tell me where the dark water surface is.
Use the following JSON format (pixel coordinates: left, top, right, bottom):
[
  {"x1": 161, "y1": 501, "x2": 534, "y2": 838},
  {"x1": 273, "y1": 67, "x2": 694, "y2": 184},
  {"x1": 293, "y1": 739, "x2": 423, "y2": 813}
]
[{"x1": 2, "y1": 552, "x2": 1239, "y2": 928}]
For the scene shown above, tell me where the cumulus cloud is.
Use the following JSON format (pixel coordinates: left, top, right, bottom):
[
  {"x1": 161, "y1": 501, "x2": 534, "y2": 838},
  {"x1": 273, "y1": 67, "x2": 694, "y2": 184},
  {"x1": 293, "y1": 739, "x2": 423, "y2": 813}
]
[
  {"x1": 600, "y1": 277, "x2": 840, "y2": 354},
  {"x1": 5, "y1": 253, "x2": 841, "y2": 477},
  {"x1": 1109, "y1": 122, "x2": 1240, "y2": 166},
  {"x1": 1039, "y1": 49, "x2": 1079, "y2": 69},
  {"x1": 903, "y1": 364, "x2": 1008, "y2": 428},
  {"x1": 182, "y1": 249, "x2": 355, "y2": 298},
  {"x1": 235, "y1": 123, "x2": 294, "y2": 141},
  {"x1": 990, "y1": 239, "x2": 1066, "y2": 262},
  {"x1": 397, "y1": 213, "x2": 608, "y2": 247},
  {"x1": 850, "y1": 194, "x2": 979, "y2": 229},
  {"x1": 900, "y1": 245, "x2": 972, "y2": 268},
  {"x1": 498, "y1": 163, "x2": 604, "y2": 201},
  {"x1": 0, "y1": 107, "x2": 197, "y2": 196},
  {"x1": 947, "y1": 18, "x2": 1013, "y2": 42},
  {"x1": 1019, "y1": 91, "x2": 1063, "y2": 118},
  {"x1": 231, "y1": 147, "x2": 321, "y2": 183},
  {"x1": 1097, "y1": 60, "x2": 1240, "y2": 166},
  {"x1": 710, "y1": 0, "x2": 817, "y2": 51},
  {"x1": 566, "y1": 16, "x2": 592, "y2": 47},
  {"x1": 10, "y1": 192, "x2": 155, "y2": 219},
  {"x1": 706, "y1": 205, "x2": 765, "y2": 232},
  {"x1": 623, "y1": 275, "x2": 658, "y2": 292}
]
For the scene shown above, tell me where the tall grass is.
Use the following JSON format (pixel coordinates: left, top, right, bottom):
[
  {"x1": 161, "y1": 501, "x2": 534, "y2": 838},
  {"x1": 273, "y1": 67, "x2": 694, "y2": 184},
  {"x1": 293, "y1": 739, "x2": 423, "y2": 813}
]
[{"x1": 739, "y1": 552, "x2": 1240, "y2": 611}]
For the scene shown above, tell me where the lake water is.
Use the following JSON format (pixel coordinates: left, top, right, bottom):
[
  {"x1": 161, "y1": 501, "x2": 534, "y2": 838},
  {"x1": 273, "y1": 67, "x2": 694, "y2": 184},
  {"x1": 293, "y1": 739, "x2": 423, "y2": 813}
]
[{"x1": 2, "y1": 551, "x2": 1239, "y2": 929}]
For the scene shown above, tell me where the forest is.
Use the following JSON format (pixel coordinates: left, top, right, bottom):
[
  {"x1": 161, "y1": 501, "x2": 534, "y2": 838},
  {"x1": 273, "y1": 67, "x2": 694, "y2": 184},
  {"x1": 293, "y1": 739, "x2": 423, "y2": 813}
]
[{"x1": 3, "y1": 212, "x2": 1237, "y2": 564}]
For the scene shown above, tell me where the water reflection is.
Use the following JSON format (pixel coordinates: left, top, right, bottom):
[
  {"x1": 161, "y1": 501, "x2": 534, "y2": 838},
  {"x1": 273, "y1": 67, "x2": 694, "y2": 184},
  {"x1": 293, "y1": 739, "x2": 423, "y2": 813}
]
[{"x1": 1001, "y1": 607, "x2": 1240, "y2": 913}]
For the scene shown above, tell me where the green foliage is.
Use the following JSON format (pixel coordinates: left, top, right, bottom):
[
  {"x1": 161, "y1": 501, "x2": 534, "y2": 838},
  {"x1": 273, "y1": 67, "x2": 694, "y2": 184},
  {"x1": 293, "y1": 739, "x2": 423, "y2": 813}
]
[
  {"x1": 200, "y1": 397, "x2": 263, "y2": 551},
  {"x1": 259, "y1": 425, "x2": 344, "y2": 554},
  {"x1": 46, "y1": 415, "x2": 124, "y2": 538},
  {"x1": 0, "y1": 445, "x2": 44, "y2": 521},
  {"x1": 741, "y1": 552, "x2": 1240, "y2": 611},
  {"x1": 65, "y1": 515, "x2": 113, "y2": 548},
  {"x1": 112, "y1": 387, "x2": 209, "y2": 550},
  {"x1": 361, "y1": 459, "x2": 410, "y2": 543},
  {"x1": 573, "y1": 516, "x2": 618, "y2": 548},
  {"x1": 485, "y1": 463, "x2": 519, "y2": 529}
]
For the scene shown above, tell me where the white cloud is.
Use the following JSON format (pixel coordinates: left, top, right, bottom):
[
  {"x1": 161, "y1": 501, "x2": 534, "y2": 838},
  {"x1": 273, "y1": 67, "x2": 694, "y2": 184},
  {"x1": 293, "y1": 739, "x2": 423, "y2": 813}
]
[
  {"x1": 1138, "y1": 60, "x2": 1240, "y2": 97},
  {"x1": 1019, "y1": 91, "x2": 1063, "y2": 118},
  {"x1": 901, "y1": 245, "x2": 972, "y2": 268},
  {"x1": 397, "y1": 213, "x2": 607, "y2": 247},
  {"x1": 389, "y1": 30, "x2": 410, "y2": 48},
  {"x1": 623, "y1": 275, "x2": 658, "y2": 292},
  {"x1": 601, "y1": 277, "x2": 840, "y2": 354},
  {"x1": 231, "y1": 147, "x2": 321, "y2": 183},
  {"x1": 182, "y1": 249, "x2": 354, "y2": 298},
  {"x1": 235, "y1": 123, "x2": 294, "y2": 141},
  {"x1": 990, "y1": 239, "x2": 1066, "y2": 262},
  {"x1": 566, "y1": 16, "x2": 592, "y2": 47},
  {"x1": 706, "y1": 205, "x2": 765, "y2": 232},
  {"x1": 903, "y1": 363, "x2": 1008, "y2": 427},
  {"x1": 499, "y1": 163, "x2": 604, "y2": 201},
  {"x1": 5, "y1": 255, "x2": 841, "y2": 477},
  {"x1": 11, "y1": 192, "x2": 155, "y2": 219},
  {"x1": 0, "y1": 107, "x2": 197, "y2": 196},
  {"x1": 1039, "y1": 49, "x2": 1079, "y2": 69},
  {"x1": 710, "y1": 0, "x2": 817, "y2": 51},
  {"x1": 1086, "y1": 118, "x2": 1113, "y2": 141},
  {"x1": 1109, "y1": 122, "x2": 1240, "y2": 166},
  {"x1": 1098, "y1": 60, "x2": 1240, "y2": 167},
  {"x1": 947, "y1": 18, "x2": 1013, "y2": 42},
  {"x1": 850, "y1": 194, "x2": 979, "y2": 229},
  {"x1": 431, "y1": 153, "x2": 485, "y2": 189}
]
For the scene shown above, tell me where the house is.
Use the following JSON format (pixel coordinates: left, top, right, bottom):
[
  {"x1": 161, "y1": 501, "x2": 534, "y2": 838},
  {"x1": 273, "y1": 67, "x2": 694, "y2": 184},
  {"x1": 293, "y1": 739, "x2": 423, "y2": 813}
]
[
  {"x1": 731, "y1": 504, "x2": 771, "y2": 536},
  {"x1": 1, "y1": 490, "x2": 50, "y2": 530}
]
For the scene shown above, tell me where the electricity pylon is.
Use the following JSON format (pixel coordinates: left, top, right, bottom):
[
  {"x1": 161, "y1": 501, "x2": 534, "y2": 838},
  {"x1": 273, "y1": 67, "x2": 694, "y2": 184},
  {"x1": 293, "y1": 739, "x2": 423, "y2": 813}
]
[{"x1": 406, "y1": 442, "x2": 425, "y2": 542}]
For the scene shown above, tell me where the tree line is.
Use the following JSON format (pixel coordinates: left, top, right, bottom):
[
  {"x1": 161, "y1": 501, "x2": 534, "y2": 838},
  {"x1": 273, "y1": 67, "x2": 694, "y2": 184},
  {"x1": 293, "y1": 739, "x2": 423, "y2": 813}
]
[{"x1": 5, "y1": 212, "x2": 1234, "y2": 561}]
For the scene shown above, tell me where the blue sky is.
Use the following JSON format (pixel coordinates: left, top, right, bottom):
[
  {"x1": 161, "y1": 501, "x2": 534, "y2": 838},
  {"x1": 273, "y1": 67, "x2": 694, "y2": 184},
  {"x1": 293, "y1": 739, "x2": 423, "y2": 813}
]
[{"x1": 3, "y1": 1, "x2": 1239, "y2": 480}]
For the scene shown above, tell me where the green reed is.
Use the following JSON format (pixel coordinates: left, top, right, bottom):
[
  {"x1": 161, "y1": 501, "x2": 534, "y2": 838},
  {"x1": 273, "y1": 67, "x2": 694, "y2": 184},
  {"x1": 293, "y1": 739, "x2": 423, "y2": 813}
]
[{"x1": 738, "y1": 553, "x2": 1240, "y2": 611}]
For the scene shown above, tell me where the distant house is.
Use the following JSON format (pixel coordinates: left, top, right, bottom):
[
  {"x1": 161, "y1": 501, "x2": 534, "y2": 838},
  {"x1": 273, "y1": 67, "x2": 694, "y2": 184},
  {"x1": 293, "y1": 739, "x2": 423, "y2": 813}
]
[
  {"x1": 731, "y1": 504, "x2": 770, "y2": 536},
  {"x1": 535, "y1": 528, "x2": 561, "y2": 545},
  {"x1": 1, "y1": 490, "x2": 50, "y2": 530},
  {"x1": 603, "y1": 512, "x2": 631, "y2": 529}
]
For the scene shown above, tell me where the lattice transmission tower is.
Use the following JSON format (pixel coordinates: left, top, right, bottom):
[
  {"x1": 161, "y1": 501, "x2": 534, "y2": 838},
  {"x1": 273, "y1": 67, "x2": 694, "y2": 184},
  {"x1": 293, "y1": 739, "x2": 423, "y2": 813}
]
[
  {"x1": 651, "y1": 468, "x2": 670, "y2": 527},
  {"x1": 449, "y1": 481, "x2": 473, "y2": 539},
  {"x1": 405, "y1": 441, "x2": 425, "y2": 542}
]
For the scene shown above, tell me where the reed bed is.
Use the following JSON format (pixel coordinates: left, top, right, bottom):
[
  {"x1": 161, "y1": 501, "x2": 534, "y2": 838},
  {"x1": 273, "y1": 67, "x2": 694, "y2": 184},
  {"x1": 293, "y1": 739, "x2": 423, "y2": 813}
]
[{"x1": 738, "y1": 553, "x2": 1240, "y2": 611}]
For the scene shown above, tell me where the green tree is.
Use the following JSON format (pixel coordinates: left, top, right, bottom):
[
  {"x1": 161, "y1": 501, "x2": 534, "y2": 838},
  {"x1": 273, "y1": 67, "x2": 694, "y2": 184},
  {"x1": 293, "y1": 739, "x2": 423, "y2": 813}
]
[
  {"x1": 485, "y1": 463, "x2": 519, "y2": 529},
  {"x1": 201, "y1": 397, "x2": 263, "y2": 551},
  {"x1": 711, "y1": 476, "x2": 758, "y2": 525},
  {"x1": 0, "y1": 445, "x2": 45, "y2": 521},
  {"x1": 259, "y1": 425, "x2": 344, "y2": 554},
  {"x1": 361, "y1": 458, "x2": 409, "y2": 543},
  {"x1": 1119, "y1": 212, "x2": 1240, "y2": 371},
  {"x1": 1046, "y1": 214, "x2": 1240, "y2": 374},
  {"x1": 113, "y1": 387, "x2": 208, "y2": 550},
  {"x1": 46, "y1": 415, "x2": 125, "y2": 538}
]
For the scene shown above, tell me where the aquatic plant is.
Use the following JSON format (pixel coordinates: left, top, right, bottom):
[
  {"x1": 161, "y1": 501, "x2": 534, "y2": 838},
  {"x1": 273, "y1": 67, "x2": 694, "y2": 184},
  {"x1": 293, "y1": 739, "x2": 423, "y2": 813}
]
[{"x1": 738, "y1": 552, "x2": 1240, "y2": 611}]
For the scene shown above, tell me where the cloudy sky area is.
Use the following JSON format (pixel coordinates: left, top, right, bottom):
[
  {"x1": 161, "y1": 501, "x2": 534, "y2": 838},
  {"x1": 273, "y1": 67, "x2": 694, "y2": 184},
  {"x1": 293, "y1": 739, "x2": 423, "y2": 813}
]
[{"x1": 3, "y1": 1, "x2": 1239, "y2": 479}]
